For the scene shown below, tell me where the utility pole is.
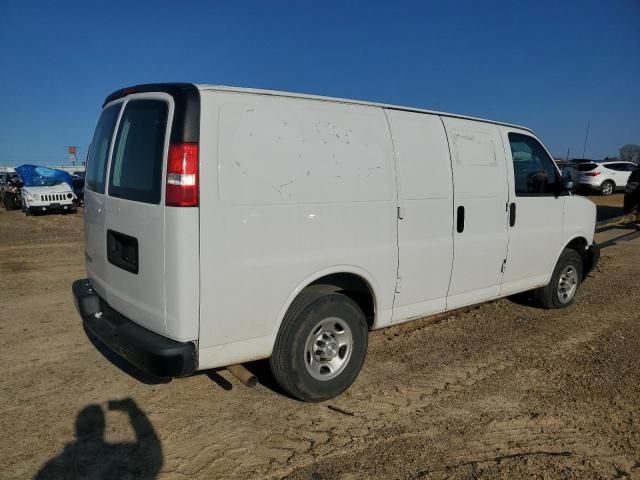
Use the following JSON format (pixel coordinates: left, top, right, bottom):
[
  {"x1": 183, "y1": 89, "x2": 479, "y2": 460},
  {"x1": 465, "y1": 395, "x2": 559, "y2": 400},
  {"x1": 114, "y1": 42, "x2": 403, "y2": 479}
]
[
  {"x1": 581, "y1": 120, "x2": 590, "y2": 159},
  {"x1": 566, "y1": 147, "x2": 570, "y2": 161}
]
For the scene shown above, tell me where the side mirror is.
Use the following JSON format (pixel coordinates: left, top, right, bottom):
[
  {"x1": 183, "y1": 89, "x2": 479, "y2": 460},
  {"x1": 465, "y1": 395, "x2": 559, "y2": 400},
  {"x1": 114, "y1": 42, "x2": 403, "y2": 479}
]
[{"x1": 561, "y1": 166, "x2": 578, "y2": 193}]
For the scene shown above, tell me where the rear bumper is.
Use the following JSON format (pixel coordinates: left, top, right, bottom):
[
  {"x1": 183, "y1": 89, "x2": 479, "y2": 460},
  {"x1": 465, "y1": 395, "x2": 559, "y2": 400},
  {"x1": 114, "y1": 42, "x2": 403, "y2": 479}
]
[
  {"x1": 584, "y1": 242, "x2": 600, "y2": 277},
  {"x1": 72, "y1": 278, "x2": 196, "y2": 377}
]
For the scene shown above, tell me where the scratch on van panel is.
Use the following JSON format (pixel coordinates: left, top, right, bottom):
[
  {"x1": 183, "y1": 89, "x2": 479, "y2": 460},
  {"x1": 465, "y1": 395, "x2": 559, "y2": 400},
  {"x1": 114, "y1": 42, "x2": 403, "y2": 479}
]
[
  {"x1": 234, "y1": 161, "x2": 249, "y2": 176},
  {"x1": 306, "y1": 170, "x2": 311, "y2": 176},
  {"x1": 362, "y1": 165, "x2": 383, "y2": 179},
  {"x1": 245, "y1": 108, "x2": 255, "y2": 112},
  {"x1": 277, "y1": 180, "x2": 294, "y2": 195}
]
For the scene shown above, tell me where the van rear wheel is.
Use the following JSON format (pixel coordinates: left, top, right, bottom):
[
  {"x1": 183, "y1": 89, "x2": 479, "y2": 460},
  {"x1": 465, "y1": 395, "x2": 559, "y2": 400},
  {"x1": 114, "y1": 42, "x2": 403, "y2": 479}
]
[
  {"x1": 270, "y1": 286, "x2": 368, "y2": 402},
  {"x1": 536, "y1": 248, "x2": 583, "y2": 309}
]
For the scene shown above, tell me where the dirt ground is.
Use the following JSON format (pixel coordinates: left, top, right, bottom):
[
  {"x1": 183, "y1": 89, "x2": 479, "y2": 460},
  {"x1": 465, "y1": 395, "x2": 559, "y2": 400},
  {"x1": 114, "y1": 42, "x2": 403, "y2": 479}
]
[{"x1": 1, "y1": 193, "x2": 639, "y2": 480}]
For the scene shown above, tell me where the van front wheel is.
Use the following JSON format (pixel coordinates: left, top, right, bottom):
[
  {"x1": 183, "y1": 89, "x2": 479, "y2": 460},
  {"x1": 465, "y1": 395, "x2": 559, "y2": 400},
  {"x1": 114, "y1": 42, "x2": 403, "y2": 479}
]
[
  {"x1": 270, "y1": 286, "x2": 368, "y2": 402},
  {"x1": 537, "y1": 249, "x2": 583, "y2": 309}
]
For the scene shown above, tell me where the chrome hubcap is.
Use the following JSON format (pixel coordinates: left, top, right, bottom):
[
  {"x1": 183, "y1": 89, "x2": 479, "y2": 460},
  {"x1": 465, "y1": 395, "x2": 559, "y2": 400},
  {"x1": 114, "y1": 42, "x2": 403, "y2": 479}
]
[
  {"x1": 557, "y1": 265, "x2": 578, "y2": 304},
  {"x1": 304, "y1": 317, "x2": 353, "y2": 381}
]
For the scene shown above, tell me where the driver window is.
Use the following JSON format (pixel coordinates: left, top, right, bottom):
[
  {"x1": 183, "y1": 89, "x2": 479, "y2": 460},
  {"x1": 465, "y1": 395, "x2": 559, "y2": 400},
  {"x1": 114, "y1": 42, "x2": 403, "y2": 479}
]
[{"x1": 508, "y1": 133, "x2": 559, "y2": 196}]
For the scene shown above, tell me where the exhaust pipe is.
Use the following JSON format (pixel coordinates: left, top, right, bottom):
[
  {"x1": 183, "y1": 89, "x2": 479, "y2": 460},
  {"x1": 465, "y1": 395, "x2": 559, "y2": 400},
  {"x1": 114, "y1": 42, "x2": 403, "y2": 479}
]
[{"x1": 226, "y1": 364, "x2": 258, "y2": 388}]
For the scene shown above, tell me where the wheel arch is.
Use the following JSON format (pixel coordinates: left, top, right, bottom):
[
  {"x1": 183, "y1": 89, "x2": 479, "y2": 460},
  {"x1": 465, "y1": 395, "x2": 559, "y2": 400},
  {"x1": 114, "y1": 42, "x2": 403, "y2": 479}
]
[
  {"x1": 271, "y1": 266, "x2": 379, "y2": 342},
  {"x1": 557, "y1": 235, "x2": 591, "y2": 280}
]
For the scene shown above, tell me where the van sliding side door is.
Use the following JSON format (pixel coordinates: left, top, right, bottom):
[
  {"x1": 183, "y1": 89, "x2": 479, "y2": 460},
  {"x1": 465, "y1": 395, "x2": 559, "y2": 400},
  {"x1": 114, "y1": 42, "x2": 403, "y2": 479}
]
[
  {"x1": 386, "y1": 110, "x2": 454, "y2": 321},
  {"x1": 442, "y1": 118, "x2": 509, "y2": 309}
]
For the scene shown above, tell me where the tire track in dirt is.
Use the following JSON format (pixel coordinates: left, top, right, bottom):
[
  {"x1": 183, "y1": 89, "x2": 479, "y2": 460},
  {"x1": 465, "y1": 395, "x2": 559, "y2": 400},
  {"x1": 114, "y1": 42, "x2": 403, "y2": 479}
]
[{"x1": 156, "y1": 307, "x2": 621, "y2": 480}]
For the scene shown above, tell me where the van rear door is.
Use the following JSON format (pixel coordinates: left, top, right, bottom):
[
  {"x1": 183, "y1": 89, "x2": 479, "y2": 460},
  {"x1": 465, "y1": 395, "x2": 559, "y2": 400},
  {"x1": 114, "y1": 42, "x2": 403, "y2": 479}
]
[
  {"x1": 102, "y1": 94, "x2": 172, "y2": 336},
  {"x1": 84, "y1": 102, "x2": 122, "y2": 301},
  {"x1": 85, "y1": 84, "x2": 201, "y2": 341}
]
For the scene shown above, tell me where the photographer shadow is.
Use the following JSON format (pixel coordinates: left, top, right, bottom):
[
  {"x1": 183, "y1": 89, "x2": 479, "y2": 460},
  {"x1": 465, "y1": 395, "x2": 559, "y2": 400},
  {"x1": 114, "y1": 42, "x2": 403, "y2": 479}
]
[{"x1": 35, "y1": 398, "x2": 162, "y2": 480}]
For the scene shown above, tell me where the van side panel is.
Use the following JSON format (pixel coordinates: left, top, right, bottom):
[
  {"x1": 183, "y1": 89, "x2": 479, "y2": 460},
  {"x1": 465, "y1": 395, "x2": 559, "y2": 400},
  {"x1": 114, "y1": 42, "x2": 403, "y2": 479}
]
[
  {"x1": 197, "y1": 91, "x2": 397, "y2": 368},
  {"x1": 385, "y1": 110, "x2": 454, "y2": 322}
]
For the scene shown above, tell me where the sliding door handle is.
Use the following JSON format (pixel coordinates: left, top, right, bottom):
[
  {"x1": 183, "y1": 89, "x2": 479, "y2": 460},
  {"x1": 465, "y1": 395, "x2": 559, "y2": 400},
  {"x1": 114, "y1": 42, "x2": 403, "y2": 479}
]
[
  {"x1": 456, "y1": 206, "x2": 465, "y2": 233},
  {"x1": 509, "y1": 202, "x2": 516, "y2": 227}
]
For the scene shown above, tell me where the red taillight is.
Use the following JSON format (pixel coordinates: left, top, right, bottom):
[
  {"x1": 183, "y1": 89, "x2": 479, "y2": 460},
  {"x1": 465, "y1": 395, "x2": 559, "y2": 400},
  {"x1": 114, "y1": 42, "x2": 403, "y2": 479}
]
[
  {"x1": 583, "y1": 172, "x2": 600, "y2": 177},
  {"x1": 166, "y1": 143, "x2": 199, "y2": 207}
]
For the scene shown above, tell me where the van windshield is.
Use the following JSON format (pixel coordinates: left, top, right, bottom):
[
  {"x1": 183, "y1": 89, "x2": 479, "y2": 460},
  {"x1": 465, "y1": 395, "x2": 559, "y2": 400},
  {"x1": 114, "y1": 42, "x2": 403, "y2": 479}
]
[{"x1": 108, "y1": 100, "x2": 168, "y2": 204}]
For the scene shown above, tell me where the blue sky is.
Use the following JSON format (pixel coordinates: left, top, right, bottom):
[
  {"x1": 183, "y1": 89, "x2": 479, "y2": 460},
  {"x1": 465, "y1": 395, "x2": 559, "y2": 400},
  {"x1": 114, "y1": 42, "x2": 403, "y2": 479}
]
[{"x1": 0, "y1": 0, "x2": 638, "y2": 166}]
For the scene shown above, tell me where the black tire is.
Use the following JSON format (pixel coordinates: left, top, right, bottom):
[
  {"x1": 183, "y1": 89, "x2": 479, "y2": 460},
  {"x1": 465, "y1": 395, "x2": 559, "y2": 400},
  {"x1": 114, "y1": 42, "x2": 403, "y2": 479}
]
[
  {"x1": 600, "y1": 180, "x2": 615, "y2": 196},
  {"x1": 270, "y1": 285, "x2": 368, "y2": 402},
  {"x1": 23, "y1": 203, "x2": 31, "y2": 216},
  {"x1": 536, "y1": 249, "x2": 583, "y2": 309},
  {"x1": 4, "y1": 194, "x2": 15, "y2": 210}
]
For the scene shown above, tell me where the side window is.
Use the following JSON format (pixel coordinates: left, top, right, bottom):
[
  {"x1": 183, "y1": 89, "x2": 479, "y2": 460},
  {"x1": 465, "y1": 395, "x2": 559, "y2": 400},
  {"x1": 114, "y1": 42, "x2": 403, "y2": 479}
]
[
  {"x1": 86, "y1": 104, "x2": 121, "y2": 193},
  {"x1": 508, "y1": 133, "x2": 559, "y2": 196}
]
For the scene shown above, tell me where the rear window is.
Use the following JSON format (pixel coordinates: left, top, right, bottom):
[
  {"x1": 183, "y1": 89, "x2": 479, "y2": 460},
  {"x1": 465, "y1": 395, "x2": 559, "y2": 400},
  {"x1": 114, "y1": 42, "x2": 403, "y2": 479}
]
[
  {"x1": 86, "y1": 104, "x2": 121, "y2": 193},
  {"x1": 578, "y1": 163, "x2": 597, "y2": 171},
  {"x1": 108, "y1": 100, "x2": 168, "y2": 204}
]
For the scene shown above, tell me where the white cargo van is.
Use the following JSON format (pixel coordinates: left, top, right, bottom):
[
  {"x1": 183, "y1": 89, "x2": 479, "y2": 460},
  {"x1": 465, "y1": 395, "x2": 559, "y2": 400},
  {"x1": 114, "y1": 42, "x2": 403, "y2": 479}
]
[{"x1": 73, "y1": 83, "x2": 599, "y2": 402}]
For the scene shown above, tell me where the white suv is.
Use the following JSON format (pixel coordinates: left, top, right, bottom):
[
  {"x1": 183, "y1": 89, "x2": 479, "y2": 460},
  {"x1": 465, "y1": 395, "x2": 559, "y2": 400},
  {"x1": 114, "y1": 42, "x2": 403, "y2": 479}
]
[
  {"x1": 21, "y1": 183, "x2": 77, "y2": 215},
  {"x1": 578, "y1": 161, "x2": 638, "y2": 195}
]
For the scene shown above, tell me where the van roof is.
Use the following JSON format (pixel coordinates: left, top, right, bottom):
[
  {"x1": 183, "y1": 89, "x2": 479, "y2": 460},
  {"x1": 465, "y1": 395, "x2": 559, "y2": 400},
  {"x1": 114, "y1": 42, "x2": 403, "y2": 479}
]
[
  {"x1": 195, "y1": 84, "x2": 532, "y2": 132},
  {"x1": 104, "y1": 83, "x2": 531, "y2": 133}
]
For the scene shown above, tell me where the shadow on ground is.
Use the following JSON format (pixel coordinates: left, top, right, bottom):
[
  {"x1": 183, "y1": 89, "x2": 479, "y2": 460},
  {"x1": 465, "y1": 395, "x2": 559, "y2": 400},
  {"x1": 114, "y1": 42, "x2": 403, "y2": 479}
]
[
  {"x1": 596, "y1": 204, "x2": 623, "y2": 221},
  {"x1": 35, "y1": 398, "x2": 162, "y2": 480}
]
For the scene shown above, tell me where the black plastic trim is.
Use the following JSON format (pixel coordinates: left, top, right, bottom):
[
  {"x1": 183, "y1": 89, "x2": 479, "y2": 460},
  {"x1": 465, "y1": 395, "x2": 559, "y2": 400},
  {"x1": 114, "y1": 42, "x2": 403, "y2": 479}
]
[
  {"x1": 72, "y1": 279, "x2": 196, "y2": 377},
  {"x1": 583, "y1": 242, "x2": 600, "y2": 278},
  {"x1": 107, "y1": 230, "x2": 139, "y2": 274},
  {"x1": 456, "y1": 205, "x2": 465, "y2": 233},
  {"x1": 103, "y1": 83, "x2": 200, "y2": 144}
]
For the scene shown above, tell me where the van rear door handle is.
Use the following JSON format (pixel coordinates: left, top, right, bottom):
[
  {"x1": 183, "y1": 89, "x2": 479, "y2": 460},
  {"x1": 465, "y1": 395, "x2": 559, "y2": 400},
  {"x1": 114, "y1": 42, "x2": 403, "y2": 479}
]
[
  {"x1": 456, "y1": 206, "x2": 465, "y2": 233},
  {"x1": 509, "y1": 202, "x2": 516, "y2": 227}
]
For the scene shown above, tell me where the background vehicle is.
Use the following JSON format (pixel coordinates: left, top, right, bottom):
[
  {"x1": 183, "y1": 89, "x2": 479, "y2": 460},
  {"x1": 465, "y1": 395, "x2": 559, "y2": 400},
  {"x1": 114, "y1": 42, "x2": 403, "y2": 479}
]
[
  {"x1": 578, "y1": 161, "x2": 638, "y2": 195},
  {"x1": 16, "y1": 165, "x2": 77, "y2": 215},
  {"x1": 72, "y1": 172, "x2": 85, "y2": 206},
  {"x1": 0, "y1": 173, "x2": 23, "y2": 210},
  {"x1": 74, "y1": 83, "x2": 599, "y2": 402},
  {"x1": 624, "y1": 167, "x2": 640, "y2": 215}
]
